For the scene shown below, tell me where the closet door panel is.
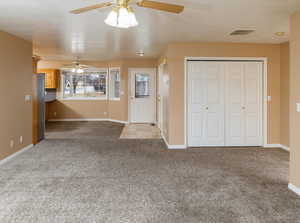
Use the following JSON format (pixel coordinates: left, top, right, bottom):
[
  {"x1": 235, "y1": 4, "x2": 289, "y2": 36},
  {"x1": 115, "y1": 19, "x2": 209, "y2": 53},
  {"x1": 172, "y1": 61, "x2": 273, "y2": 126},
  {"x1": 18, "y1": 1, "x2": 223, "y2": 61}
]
[
  {"x1": 244, "y1": 62, "x2": 263, "y2": 146},
  {"x1": 187, "y1": 62, "x2": 225, "y2": 147},
  {"x1": 187, "y1": 62, "x2": 207, "y2": 146},
  {"x1": 204, "y1": 63, "x2": 225, "y2": 146},
  {"x1": 225, "y1": 63, "x2": 245, "y2": 146}
]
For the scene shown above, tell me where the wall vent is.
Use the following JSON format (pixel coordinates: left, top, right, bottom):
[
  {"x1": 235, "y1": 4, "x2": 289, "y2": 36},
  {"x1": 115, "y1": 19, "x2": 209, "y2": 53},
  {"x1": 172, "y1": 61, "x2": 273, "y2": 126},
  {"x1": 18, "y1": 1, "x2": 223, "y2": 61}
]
[{"x1": 230, "y1": 30, "x2": 255, "y2": 35}]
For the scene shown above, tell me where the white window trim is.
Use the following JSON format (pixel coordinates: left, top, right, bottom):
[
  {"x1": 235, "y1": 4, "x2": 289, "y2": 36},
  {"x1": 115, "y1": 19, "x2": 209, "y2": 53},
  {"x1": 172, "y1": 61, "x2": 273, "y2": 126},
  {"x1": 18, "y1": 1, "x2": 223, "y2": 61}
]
[
  {"x1": 60, "y1": 97, "x2": 107, "y2": 101},
  {"x1": 60, "y1": 68, "x2": 109, "y2": 101},
  {"x1": 108, "y1": 67, "x2": 121, "y2": 101}
]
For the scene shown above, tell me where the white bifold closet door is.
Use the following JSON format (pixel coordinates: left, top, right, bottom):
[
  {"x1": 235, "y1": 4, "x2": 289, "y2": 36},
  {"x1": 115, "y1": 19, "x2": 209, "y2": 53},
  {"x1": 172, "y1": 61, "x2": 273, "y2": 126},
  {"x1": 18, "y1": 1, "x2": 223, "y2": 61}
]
[
  {"x1": 225, "y1": 62, "x2": 263, "y2": 146},
  {"x1": 187, "y1": 61, "x2": 263, "y2": 147},
  {"x1": 187, "y1": 61, "x2": 225, "y2": 146}
]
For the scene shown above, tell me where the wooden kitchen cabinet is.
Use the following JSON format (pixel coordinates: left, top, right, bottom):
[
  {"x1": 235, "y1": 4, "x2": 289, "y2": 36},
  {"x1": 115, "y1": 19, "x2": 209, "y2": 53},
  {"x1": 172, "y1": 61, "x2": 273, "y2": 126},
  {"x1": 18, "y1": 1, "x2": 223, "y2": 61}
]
[{"x1": 37, "y1": 69, "x2": 59, "y2": 89}]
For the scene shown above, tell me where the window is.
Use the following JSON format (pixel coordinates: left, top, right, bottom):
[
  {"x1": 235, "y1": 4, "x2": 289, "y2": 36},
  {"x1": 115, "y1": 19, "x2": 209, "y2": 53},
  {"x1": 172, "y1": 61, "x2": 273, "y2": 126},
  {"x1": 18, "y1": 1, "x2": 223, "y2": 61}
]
[
  {"x1": 61, "y1": 69, "x2": 108, "y2": 100},
  {"x1": 135, "y1": 73, "x2": 150, "y2": 98},
  {"x1": 109, "y1": 68, "x2": 121, "y2": 100}
]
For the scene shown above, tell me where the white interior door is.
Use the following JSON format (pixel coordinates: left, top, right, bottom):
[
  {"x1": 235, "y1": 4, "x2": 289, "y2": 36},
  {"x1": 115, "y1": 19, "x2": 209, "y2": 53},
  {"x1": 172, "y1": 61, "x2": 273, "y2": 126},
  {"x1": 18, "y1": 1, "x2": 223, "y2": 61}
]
[
  {"x1": 225, "y1": 63, "x2": 245, "y2": 146},
  {"x1": 225, "y1": 62, "x2": 263, "y2": 146},
  {"x1": 187, "y1": 61, "x2": 225, "y2": 146},
  {"x1": 129, "y1": 68, "x2": 156, "y2": 123},
  {"x1": 243, "y1": 62, "x2": 263, "y2": 146}
]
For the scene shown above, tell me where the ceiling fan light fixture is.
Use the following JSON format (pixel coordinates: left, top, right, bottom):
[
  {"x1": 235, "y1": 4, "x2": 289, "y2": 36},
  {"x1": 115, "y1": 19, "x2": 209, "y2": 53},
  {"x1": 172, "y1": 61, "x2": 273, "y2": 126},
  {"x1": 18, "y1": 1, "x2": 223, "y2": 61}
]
[
  {"x1": 77, "y1": 68, "x2": 84, "y2": 73},
  {"x1": 105, "y1": 6, "x2": 138, "y2": 28},
  {"x1": 104, "y1": 8, "x2": 118, "y2": 27},
  {"x1": 118, "y1": 7, "x2": 131, "y2": 28},
  {"x1": 71, "y1": 68, "x2": 84, "y2": 73},
  {"x1": 128, "y1": 7, "x2": 138, "y2": 27}
]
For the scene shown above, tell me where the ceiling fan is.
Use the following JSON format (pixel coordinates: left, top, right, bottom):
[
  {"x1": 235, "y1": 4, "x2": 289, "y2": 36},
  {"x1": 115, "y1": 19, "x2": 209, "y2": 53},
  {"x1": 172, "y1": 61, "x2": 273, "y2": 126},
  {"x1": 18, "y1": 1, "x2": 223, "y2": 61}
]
[
  {"x1": 70, "y1": 0, "x2": 184, "y2": 28},
  {"x1": 63, "y1": 58, "x2": 89, "y2": 74}
]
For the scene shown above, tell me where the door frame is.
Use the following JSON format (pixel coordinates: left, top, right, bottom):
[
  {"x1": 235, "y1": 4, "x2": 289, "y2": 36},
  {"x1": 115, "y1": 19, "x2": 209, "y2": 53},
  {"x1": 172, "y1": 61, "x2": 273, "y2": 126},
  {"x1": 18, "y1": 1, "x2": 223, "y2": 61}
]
[
  {"x1": 184, "y1": 57, "x2": 268, "y2": 148},
  {"x1": 128, "y1": 68, "x2": 157, "y2": 123},
  {"x1": 157, "y1": 63, "x2": 165, "y2": 130}
]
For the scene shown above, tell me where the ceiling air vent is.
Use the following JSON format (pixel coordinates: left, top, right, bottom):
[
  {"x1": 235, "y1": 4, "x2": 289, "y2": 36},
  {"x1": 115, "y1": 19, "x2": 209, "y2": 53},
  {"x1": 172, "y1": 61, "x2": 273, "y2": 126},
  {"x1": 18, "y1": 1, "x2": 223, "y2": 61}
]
[{"x1": 230, "y1": 30, "x2": 255, "y2": 35}]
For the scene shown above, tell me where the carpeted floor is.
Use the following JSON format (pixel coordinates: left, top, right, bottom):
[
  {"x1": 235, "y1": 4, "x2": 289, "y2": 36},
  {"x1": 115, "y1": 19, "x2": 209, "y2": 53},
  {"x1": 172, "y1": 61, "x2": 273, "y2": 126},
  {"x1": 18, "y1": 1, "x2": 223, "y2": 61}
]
[{"x1": 0, "y1": 121, "x2": 299, "y2": 223}]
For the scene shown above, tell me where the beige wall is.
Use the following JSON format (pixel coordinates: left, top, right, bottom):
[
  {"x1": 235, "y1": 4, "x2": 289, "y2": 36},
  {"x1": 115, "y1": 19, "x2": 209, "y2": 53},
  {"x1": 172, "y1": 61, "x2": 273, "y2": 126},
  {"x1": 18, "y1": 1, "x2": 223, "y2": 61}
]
[
  {"x1": 280, "y1": 42, "x2": 290, "y2": 147},
  {"x1": 290, "y1": 11, "x2": 300, "y2": 188},
  {"x1": 164, "y1": 42, "x2": 281, "y2": 145},
  {"x1": 39, "y1": 43, "x2": 290, "y2": 151},
  {"x1": 0, "y1": 31, "x2": 33, "y2": 160},
  {"x1": 38, "y1": 59, "x2": 157, "y2": 121}
]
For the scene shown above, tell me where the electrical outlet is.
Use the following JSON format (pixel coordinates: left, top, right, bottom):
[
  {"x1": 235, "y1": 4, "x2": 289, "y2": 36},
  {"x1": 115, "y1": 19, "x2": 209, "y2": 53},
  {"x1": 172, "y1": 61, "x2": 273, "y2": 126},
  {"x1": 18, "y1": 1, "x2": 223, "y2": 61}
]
[
  {"x1": 104, "y1": 112, "x2": 107, "y2": 115},
  {"x1": 10, "y1": 140, "x2": 14, "y2": 148},
  {"x1": 20, "y1": 136, "x2": 23, "y2": 144}
]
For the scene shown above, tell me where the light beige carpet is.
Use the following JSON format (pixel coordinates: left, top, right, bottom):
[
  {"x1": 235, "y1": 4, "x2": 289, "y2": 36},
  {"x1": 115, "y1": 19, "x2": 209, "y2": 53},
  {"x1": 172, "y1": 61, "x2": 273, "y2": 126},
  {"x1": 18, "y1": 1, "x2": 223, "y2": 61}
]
[{"x1": 0, "y1": 121, "x2": 299, "y2": 223}]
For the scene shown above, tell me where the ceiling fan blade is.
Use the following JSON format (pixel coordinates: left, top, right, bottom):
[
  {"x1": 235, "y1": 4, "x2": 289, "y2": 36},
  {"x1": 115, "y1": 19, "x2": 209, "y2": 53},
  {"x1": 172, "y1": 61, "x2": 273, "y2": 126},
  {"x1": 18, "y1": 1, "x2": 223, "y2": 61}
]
[
  {"x1": 70, "y1": 2, "x2": 112, "y2": 14},
  {"x1": 136, "y1": 0, "x2": 184, "y2": 14}
]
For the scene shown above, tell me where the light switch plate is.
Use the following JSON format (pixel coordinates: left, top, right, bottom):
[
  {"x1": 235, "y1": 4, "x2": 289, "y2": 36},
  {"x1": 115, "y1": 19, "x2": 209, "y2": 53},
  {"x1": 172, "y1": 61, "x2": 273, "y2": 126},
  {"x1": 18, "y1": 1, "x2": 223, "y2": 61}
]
[
  {"x1": 267, "y1": 96, "x2": 272, "y2": 102},
  {"x1": 25, "y1": 95, "x2": 31, "y2": 101},
  {"x1": 297, "y1": 103, "x2": 300, "y2": 112}
]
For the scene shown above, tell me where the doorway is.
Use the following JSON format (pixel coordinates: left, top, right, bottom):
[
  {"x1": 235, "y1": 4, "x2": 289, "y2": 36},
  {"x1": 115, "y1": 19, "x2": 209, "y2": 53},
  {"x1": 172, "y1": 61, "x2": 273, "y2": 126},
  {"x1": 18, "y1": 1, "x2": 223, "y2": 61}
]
[{"x1": 128, "y1": 68, "x2": 156, "y2": 123}]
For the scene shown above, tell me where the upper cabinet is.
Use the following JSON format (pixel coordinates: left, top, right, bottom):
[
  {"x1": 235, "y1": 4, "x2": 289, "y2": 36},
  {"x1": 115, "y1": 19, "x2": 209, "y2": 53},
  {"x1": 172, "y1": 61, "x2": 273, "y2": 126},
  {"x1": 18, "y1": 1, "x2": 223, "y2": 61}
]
[{"x1": 37, "y1": 69, "x2": 59, "y2": 89}]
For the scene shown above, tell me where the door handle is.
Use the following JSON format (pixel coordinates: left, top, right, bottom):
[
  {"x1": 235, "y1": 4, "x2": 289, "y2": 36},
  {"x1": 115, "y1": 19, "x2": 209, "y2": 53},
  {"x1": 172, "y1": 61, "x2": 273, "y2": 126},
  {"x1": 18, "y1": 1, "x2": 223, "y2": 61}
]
[{"x1": 206, "y1": 107, "x2": 209, "y2": 110}]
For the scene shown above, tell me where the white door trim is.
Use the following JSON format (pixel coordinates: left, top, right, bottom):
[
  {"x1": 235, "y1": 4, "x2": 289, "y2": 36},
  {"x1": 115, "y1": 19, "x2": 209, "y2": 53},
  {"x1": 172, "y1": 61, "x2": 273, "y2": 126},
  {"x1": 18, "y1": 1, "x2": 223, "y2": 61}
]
[
  {"x1": 184, "y1": 57, "x2": 268, "y2": 148},
  {"x1": 128, "y1": 68, "x2": 157, "y2": 123},
  {"x1": 158, "y1": 64, "x2": 164, "y2": 130}
]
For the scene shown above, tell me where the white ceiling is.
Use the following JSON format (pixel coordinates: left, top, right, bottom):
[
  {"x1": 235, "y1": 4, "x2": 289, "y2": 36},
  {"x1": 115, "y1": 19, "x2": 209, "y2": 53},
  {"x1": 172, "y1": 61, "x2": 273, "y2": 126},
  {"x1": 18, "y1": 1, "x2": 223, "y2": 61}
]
[{"x1": 0, "y1": 0, "x2": 299, "y2": 60}]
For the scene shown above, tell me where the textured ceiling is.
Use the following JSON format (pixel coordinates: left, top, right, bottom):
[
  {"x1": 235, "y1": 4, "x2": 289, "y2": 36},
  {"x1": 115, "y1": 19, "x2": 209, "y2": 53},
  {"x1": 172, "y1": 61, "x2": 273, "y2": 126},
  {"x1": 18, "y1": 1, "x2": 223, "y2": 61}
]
[{"x1": 0, "y1": 0, "x2": 299, "y2": 60}]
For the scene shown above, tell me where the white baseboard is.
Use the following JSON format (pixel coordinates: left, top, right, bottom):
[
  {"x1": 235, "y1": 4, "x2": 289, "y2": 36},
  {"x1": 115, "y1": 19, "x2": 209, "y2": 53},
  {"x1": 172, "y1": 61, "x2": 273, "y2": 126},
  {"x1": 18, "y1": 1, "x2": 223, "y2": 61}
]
[
  {"x1": 288, "y1": 183, "x2": 300, "y2": 196},
  {"x1": 161, "y1": 133, "x2": 186, "y2": 150},
  {"x1": 264, "y1": 144, "x2": 281, "y2": 148},
  {"x1": 48, "y1": 118, "x2": 128, "y2": 124},
  {"x1": 107, "y1": 119, "x2": 128, "y2": 124},
  {"x1": 48, "y1": 118, "x2": 105, "y2": 122},
  {"x1": 264, "y1": 144, "x2": 290, "y2": 152},
  {"x1": 0, "y1": 144, "x2": 33, "y2": 166},
  {"x1": 280, "y1": 144, "x2": 290, "y2": 152},
  {"x1": 168, "y1": 145, "x2": 187, "y2": 149}
]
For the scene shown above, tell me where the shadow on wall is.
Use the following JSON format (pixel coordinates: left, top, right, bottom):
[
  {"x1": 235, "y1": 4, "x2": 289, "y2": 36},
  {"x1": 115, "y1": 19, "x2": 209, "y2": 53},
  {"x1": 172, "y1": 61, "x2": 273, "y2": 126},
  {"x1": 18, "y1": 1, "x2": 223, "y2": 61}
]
[
  {"x1": 47, "y1": 100, "x2": 109, "y2": 120},
  {"x1": 48, "y1": 101, "x2": 85, "y2": 120}
]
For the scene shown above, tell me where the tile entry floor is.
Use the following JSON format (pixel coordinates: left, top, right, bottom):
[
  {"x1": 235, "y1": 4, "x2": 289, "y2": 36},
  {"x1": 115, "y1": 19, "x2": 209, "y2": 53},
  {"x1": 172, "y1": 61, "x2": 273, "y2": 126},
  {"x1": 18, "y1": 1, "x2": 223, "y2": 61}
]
[{"x1": 120, "y1": 123, "x2": 161, "y2": 139}]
